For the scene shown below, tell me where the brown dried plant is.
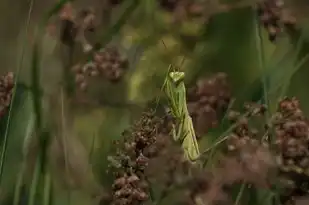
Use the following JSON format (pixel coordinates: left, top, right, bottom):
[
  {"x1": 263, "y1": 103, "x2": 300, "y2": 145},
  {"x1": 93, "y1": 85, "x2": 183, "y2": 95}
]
[
  {"x1": 104, "y1": 111, "x2": 174, "y2": 205},
  {"x1": 187, "y1": 73, "x2": 231, "y2": 138},
  {"x1": 0, "y1": 72, "x2": 15, "y2": 119},
  {"x1": 72, "y1": 46, "x2": 129, "y2": 91},
  {"x1": 257, "y1": 0, "x2": 297, "y2": 42}
]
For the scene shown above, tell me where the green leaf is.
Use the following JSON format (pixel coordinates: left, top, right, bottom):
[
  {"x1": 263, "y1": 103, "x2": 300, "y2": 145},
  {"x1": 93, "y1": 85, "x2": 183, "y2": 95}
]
[
  {"x1": 285, "y1": 25, "x2": 309, "y2": 113},
  {"x1": 190, "y1": 8, "x2": 257, "y2": 91},
  {"x1": 0, "y1": 0, "x2": 34, "y2": 193},
  {"x1": 97, "y1": 0, "x2": 139, "y2": 50},
  {"x1": 0, "y1": 86, "x2": 33, "y2": 190}
]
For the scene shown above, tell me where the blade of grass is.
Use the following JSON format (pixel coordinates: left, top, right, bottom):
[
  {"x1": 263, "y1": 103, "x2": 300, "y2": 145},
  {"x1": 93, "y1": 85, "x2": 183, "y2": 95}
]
[
  {"x1": 25, "y1": 1, "x2": 80, "y2": 204},
  {"x1": 89, "y1": 132, "x2": 96, "y2": 163},
  {"x1": 43, "y1": 172, "x2": 52, "y2": 205},
  {"x1": 14, "y1": 104, "x2": 35, "y2": 205},
  {"x1": 28, "y1": 155, "x2": 42, "y2": 205},
  {"x1": 96, "y1": 0, "x2": 139, "y2": 51},
  {"x1": 283, "y1": 27, "x2": 309, "y2": 114},
  {"x1": 28, "y1": 38, "x2": 42, "y2": 205},
  {"x1": 190, "y1": 7, "x2": 256, "y2": 93},
  {"x1": 28, "y1": 29, "x2": 52, "y2": 205},
  {"x1": 60, "y1": 88, "x2": 71, "y2": 205},
  {"x1": 28, "y1": 131, "x2": 51, "y2": 205},
  {"x1": 196, "y1": 108, "x2": 255, "y2": 161},
  {"x1": 13, "y1": 163, "x2": 26, "y2": 205},
  {"x1": 0, "y1": 0, "x2": 34, "y2": 184},
  {"x1": 279, "y1": 53, "x2": 309, "y2": 97},
  {"x1": 31, "y1": 41, "x2": 43, "y2": 132},
  {"x1": 254, "y1": 7, "x2": 268, "y2": 112},
  {"x1": 266, "y1": 28, "x2": 306, "y2": 102},
  {"x1": 235, "y1": 183, "x2": 246, "y2": 205},
  {"x1": 286, "y1": 25, "x2": 309, "y2": 60},
  {"x1": 230, "y1": 27, "x2": 304, "y2": 106}
]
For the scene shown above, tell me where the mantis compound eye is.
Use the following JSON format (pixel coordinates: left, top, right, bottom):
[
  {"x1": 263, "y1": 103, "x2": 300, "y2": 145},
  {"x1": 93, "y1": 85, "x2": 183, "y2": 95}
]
[{"x1": 169, "y1": 71, "x2": 185, "y2": 86}]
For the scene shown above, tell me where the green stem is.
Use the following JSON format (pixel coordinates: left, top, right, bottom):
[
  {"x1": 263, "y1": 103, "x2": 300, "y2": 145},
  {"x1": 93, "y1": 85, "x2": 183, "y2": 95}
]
[
  {"x1": 28, "y1": 156, "x2": 41, "y2": 205},
  {"x1": 0, "y1": 0, "x2": 34, "y2": 184},
  {"x1": 254, "y1": 7, "x2": 271, "y2": 143},
  {"x1": 96, "y1": 0, "x2": 139, "y2": 50},
  {"x1": 254, "y1": 10, "x2": 268, "y2": 111},
  {"x1": 235, "y1": 183, "x2": 246, "y2": 205},
  {"x1": 43, "y1": 172, "x2": 52, "y2": 205},
  {"x1": 13, "y1": 163, "x2": 26, "y2": 205}
]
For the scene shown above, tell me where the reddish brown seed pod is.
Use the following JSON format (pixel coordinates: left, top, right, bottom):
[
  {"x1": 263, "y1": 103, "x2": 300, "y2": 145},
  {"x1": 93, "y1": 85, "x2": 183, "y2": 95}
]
[
  {"x1": 271, "y1": 97, "x2": 309, "y2": 204},
  {"x1": 0, "y1": 72, "x2": 15, "y2": 119},
  {"x1": 103, "y1": 110, "x2": 182, "y2": 205},
  {"x1": 257, "y1": 0, "x2": 297, "y2": 42},
  {"x1": 187, "y1": 72, "x2": 231, "y2": 138},
  {"x1": 71, "y1": 45, "x2": 130, "y2": 91}
]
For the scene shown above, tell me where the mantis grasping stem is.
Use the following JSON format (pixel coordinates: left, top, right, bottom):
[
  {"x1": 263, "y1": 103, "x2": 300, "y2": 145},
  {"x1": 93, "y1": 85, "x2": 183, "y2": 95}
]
[{"x1": 163, "y1": 70, "x2": 200, "y2": 161}]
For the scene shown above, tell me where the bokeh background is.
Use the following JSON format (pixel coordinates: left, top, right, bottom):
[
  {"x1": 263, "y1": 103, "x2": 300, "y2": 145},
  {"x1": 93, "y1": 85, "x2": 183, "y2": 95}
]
[{"x1": 1, "y1": 0, "x2": 309, "y2": 204}]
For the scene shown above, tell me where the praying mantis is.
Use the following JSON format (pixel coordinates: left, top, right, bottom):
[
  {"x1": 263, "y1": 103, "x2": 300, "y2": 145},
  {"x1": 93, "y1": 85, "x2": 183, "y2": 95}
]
[{"x1": 163, "y1": 70, "x2": 200, "y2": 161}]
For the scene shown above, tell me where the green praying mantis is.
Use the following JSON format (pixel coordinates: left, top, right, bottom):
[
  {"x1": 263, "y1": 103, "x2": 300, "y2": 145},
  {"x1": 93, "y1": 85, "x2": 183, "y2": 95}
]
[{"x1": 163, "y1": 69, "x2": 200, "y2": 161}]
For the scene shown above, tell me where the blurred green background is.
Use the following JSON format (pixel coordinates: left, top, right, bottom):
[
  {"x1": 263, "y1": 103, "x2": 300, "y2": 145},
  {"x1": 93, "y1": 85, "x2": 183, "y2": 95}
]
[{"x1": 1, "y1": 0, "x2": 309, "y2": 204}]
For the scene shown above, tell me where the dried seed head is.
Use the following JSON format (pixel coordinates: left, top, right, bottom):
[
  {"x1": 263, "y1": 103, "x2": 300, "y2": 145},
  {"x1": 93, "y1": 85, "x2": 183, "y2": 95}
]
[
  {"x1": 257, "y1": 0, "x2": 297, "y2": 42},
  {"x1": 71, "y1": 46, "x2": 130, "y2": 91},
  {"x1": 272, "y1": 97, "x2": 309, "y2": 204},
  {"x1": 187, "y1": 73, "x2": 231, "y2": 138},
  {"x1": 105, "y1": 110, "x2": 176, "y2": 205},
  {"x1": 0, "y1": 72, "x2": 14, "y2": 119},
  {"x1": 94, "y1": 46, "x2": 129, "y2": 82}
]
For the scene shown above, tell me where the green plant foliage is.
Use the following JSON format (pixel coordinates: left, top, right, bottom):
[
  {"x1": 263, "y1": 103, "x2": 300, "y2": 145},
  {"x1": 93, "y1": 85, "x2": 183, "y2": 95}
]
[
  {"x1": 0, "y1": 85, "x2": 33, "y2": 190},
  {"x1": 3, "y1": 0, "x2": 309, "y2": 205}
]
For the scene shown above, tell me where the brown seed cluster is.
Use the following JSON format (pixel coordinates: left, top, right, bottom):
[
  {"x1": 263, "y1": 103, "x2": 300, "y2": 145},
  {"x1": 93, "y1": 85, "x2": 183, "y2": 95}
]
[
  {"x1": 72, "y1": 46, "x2": 129, "y2": 90},
  {"x1": 180, "y1": 143, "x2": 274, "y2": 205},
  {"x1": 257, "y1": 0, "x2": 297, "y2": 42},
  {"x1": 272, "y1": 97, "x2": 309, "y2": 204},
  {"x1": 222, "y1": 103, "x2": 275, "y2": 189},
  {"x1": 0, "y1": 72, "x2": 14, "y2": 118},
  {"x1": 224, "y1": 139, "x2": 275, "y2": 188},
  {"x1": 93, "y1": 47, "x2": 129, "y2": 81},
  {"x1": 226, "y1": 102, "x2": 267, "y2": 152},
  {"x1": 187, "y1": 73, "x2": 231, "y2": 138},
  {"x1": 274, "y1": 97, "x2": 309, "y2": 173},
  {"x1": 110, "y1": 173, "x2": 149, "y2": 205},
  {"x1": 101, "y1": 104, "x2": 280, "y2": 205},
  {"x1": 145, "y1": 129, "x2": 191, "y2": 194},
  {"x1": 105, "y1": 111, "x2": 175, "y2": 205},
  {"x1": 59, "y1": 3, "x2": 96, "y2": 49},
  {"x1": 181, "y1": 170, "x2": 233, "y2": 205}
]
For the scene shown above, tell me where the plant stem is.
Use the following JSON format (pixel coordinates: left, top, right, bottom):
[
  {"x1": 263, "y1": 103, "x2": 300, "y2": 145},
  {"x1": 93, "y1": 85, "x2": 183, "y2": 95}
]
[
  {"x1": 235, "y1": 183, "x2": 246, "y2": 205},
  {"x1": 43, "y1": 172, "x2": 52, "y2": 205},
  {"x1": 28, "y1": 155, "x2": 41, "y2": 205},
  {"x1": 254, "y1": 5, "x2": 271, "y2": 143},
  {"x1": 0, "y1": 0, "x2": 34, "y2": 184}
]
